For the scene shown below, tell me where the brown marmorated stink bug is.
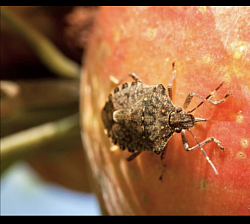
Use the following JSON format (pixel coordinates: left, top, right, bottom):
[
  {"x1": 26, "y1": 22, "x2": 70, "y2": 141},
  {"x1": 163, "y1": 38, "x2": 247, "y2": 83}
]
[{"x1": 101, "y1": 63, "x2": 231, "y2": 180}]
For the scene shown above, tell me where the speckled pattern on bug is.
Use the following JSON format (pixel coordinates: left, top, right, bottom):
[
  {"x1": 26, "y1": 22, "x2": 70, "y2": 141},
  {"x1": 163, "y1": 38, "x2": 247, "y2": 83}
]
[{"x1": 101, "y1": 63, "x2": 231, "y2": 180}]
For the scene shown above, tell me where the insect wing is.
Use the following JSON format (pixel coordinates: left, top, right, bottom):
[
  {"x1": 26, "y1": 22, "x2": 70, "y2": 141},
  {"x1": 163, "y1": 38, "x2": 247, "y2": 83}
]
[
  {"x1": 112, "y1": 84, "x2": 175, "y2": 153},
  {"x1": 112, "y1": 82, "x2": 154, "y2": 110}
]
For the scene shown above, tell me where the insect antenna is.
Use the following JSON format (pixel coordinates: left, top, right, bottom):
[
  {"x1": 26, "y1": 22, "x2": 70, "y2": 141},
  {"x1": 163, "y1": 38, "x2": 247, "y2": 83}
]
[
  {"x1": 187, "y1": 82, "x2": 225, "y2": 114},
  {"x1": 187, "y1": 129, "x2": 218, "y2": 175}
]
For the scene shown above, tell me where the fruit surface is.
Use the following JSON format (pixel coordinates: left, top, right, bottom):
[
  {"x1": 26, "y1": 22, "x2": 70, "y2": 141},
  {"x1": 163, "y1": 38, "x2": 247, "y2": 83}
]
[{"x1": 80, "y1": 6, "x2": 250, "y2": 215}]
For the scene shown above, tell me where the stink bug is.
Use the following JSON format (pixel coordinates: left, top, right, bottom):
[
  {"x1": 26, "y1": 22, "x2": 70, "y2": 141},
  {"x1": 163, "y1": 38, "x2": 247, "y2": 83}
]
[{"x1": 101, "y1": 63, "x2": 231, "y2": 180}]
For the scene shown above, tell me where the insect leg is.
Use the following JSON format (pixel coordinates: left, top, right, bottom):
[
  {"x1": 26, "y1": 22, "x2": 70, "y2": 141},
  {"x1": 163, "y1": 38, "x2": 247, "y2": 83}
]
[
  {"x1": 181, "y1": 129, "x2": 225, "y2": 151},
  {"x1": 183, "y1": 82, "x2": 231, "y2": 113},
  {"x1": 181, "y1": 129, "x2": 224, "y2": 175},
  {"x1": 159, "y1": 143, "x2": 168, "y2": 181},
  {"x1": 128, "y1": 73, "x2": 142, "y2": 83},
  {"x1": 109, "y1": 73, "x2": 142, "y2": 85},
  {"x1": 167, "y1": 62, "x2": 176, "y2": 101},
  {"x1": 126, "y1": 151, "x2": 142, "y2": 161}
]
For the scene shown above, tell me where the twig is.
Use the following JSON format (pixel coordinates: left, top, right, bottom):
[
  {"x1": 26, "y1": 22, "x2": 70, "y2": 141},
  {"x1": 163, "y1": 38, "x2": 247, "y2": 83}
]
[
  {"x1": 1, "y1": 113, "x2": 80, "y2": 165},
  {"x1": 1, "y1": 6, "x2": 81, "y2": 79}
]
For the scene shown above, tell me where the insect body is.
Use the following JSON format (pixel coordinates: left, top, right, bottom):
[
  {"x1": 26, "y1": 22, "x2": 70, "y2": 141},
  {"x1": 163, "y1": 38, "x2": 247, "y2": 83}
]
[{"x1": 101, "y1": 63, "x2": 231, "y2": 180}]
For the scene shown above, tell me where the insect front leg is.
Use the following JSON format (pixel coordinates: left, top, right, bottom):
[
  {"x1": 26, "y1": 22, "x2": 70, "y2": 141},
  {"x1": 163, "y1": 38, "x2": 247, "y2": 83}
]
[{"x1": 181, "y1": 129, "x2": 225, "y2": 151}]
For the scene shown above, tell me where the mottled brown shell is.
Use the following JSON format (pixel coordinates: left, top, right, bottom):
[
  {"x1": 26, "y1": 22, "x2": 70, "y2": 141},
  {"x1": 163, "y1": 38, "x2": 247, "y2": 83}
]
[{"x1": 102, "y1": 81, "x2": 175, "y2": 153}]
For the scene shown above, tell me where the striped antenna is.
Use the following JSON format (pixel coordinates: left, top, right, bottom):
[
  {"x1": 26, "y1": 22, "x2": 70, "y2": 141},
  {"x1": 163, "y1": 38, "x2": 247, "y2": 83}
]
[
  {"x1": 187, "y1": 82, "x2": 227, "y2": 114},
  {"x1": 187, "y1": 129, "x2": 218, "y2": 175}
]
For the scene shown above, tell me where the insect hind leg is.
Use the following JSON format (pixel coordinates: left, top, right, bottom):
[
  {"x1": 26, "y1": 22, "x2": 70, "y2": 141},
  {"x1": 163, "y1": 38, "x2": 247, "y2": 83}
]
[
  {"x1": 126, "y1": 151, "x2": 142, "y2": 161},
  {"x1": 128, "y1": 73, "x2": 142, "y2": 83},
  {"x1": 109, "y1": 73, "x2": 142, "y2": 85}
]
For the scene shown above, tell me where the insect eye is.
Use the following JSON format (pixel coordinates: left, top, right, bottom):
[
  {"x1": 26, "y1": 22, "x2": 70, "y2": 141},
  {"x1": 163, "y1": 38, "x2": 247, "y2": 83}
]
[
  {"x1": 175, "y1": 127, "x2": 182, "y2": 133},
  {"x1": 176, "y1": 107, "x2": 182, "y2": 113}
]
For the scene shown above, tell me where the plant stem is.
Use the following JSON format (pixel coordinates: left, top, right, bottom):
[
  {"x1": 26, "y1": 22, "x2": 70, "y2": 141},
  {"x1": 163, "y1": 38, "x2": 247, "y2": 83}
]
[
  {"x1": 1, "y1": 113, "x2": 80, "y2": 170},
  {"x1": 1, "y1": 6, "x2": 80, "y2": 79}
]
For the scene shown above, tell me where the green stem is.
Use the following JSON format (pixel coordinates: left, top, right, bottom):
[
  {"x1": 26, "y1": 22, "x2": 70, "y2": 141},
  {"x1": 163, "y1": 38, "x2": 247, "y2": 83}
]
[
  {"x1": 1, "y1": 6, "x2": 80, "y2": 79},
  {"x1": 1, "y1": 113, "x2": 80, "y2": 168}
]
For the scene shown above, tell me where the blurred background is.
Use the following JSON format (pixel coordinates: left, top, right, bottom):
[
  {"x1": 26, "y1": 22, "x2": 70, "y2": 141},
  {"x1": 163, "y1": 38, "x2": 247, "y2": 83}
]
[{"x1": 1, "y1": 6, "x2": 101, "y2": 215}]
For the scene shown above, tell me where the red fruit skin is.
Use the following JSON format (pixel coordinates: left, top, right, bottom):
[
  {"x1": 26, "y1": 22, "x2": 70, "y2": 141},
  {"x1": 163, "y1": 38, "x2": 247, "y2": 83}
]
[{"x1": 80, "y1": 6, "x2": 250, "y2": 215}]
